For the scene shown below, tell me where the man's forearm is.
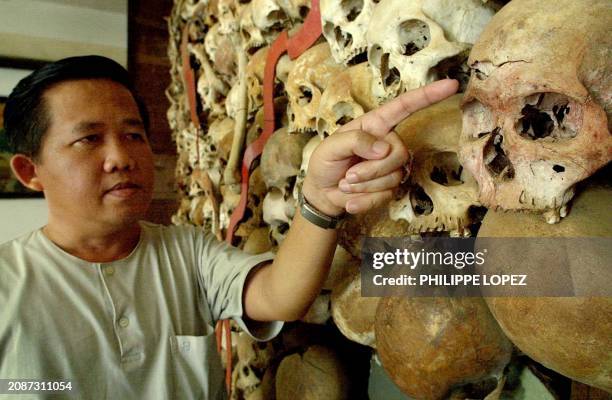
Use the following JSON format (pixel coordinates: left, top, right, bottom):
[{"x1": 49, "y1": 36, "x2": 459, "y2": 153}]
[{"x1": 244, "y1": 202, "x2": 339, "y2": 322}]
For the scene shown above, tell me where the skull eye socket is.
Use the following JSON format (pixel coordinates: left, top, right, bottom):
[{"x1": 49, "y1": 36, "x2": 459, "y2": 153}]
[
  {"x1": 398, "y1": 19, "x2": 430, "y2": 57},
  {"x1": 340, "y1": 0, "x2": 364, "y2": 22},
  {"x1": 410, "y1": 184, "x2": 434, "y2": 216},
  {"x1": 516, "y1": 93, "x2": 578, "y2": 140}
]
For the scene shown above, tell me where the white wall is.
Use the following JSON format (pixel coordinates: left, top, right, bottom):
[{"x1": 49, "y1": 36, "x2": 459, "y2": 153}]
[
  {"x1": 0, "y1": 0, "x2": 127, "y2": 66},
  {"x1": 0, "y1": 198, "x2": 48, "y2": 244}
]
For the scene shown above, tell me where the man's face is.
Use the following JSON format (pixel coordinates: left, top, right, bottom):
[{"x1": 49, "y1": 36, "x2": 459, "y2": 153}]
[{"x1": 34, "y1": 79, "x2": 154, "y2": 230}]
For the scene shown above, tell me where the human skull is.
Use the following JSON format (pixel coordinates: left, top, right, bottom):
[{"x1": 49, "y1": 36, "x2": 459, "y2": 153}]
[
  {"x1": 320, "y1": 0, "x2": 377, "y2": 65},
  {"x1": 300, "y1": 292, "x2": 331, "y2": 325},
  {"x1": 240, "y1": 3, "x2": 267, "y2": 54},
  {"x1": 232, "y1": 360, "x2": 262, "y2": 399},
  {"x1": 207, "y1": 117, "x2": 235, "y2": 164},
  {"x1": 478, "y1": 182, "x2": 612, "y2": 391},
  {"x1": 217, "y1": 0, "x2": 246, "y2": 34},
  {"x1": 366, "y1": 0, "x2": 493, "y2": 101},
  {"x1": 260, "y1": 127, "x2": 312, "y2": 193},
  {"x1": 459, "y1": 0, "x2": 612, "y2": 224},
  {"x1": 376, "y1": 297, "x2": 512, "y2": 399},
  {"x1": 277, "y1": 0, "x2": 310, "y2": 24},
  {"x1": 189, "y1": 43, "x2": 229, "y2": 118},
  {"x1": 235, "y1": 166, "x2": 267, "y2": 241},
  {"x1": 389, "y1": 94, "x2": 480, "y2": 235},
  {"x1": 331, "y1": 266, "x2": 379, "y2": 347},
  {"x1": 292, "y1": 134, "x2": 321, "y2": 203},
  {"x1": 286, "y1": 43, "x2": 345, "y2": 133},
  {"x1": 275, "y1": 346, "x2": 351, "y2": 400},
  {"x1": 245, "y1": 46, "x2": 269, "y2": 118},
  {"x1": 316, "y1": 62, "x2": 378, "y2": 138},
  {"x1": 205, "y1": 23, "x2": 238, "y2": 84},
  {"x1": 263, "y1": 187, "x2": 296, "y2": 227},
  {"x1": 251, "y1": 0, "x2": 288, "y2": 45}
]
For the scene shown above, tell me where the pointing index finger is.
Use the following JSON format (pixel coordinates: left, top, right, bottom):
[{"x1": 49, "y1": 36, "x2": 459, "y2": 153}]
[{"x1": 336, "y1": 79, "x2": 459, "y2": 137}]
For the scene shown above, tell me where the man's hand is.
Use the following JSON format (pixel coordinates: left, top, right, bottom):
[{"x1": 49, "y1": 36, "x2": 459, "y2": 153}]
[{"x1": 302, "y1": 79, "x2": 459, "y2": 216}]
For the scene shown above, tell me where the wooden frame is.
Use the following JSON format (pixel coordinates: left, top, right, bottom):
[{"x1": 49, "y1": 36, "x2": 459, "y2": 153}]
[{"x1": 0, "y1": 57, "x2": 44, "y2": 198}]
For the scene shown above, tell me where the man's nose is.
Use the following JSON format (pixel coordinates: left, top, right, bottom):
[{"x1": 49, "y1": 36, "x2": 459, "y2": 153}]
[{"x1": 103, "y1": 140, "x2": 136, "y2": 173}]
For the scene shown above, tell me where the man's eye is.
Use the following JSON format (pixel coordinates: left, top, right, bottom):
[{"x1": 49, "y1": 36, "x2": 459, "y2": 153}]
[
  {"x1": 78, "y1": 135, "x2": 100, "y2": 144},
  {"x1": 127, "y1": 133, "x2": 145, "y2": 141}
]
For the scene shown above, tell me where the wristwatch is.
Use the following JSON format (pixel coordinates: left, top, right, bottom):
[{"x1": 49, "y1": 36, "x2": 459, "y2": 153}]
[{"x1": 299, "y1": 192, "x2": 344, "y2": 229}]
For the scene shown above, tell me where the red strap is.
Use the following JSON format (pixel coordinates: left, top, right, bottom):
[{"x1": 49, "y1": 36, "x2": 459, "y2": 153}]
[
  {"x1": 217, "y1": 1, "x2": 323, "y2": 396},
  {"x1": 180, "y1": 20, "x2": 201, "y2": 165},
  {"x1": 224, "y1": 32, "x2": 290, "y2": 244}
]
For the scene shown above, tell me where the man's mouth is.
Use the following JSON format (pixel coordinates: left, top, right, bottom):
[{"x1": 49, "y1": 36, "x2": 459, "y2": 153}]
[{"x1": 105, "y1": 182, "x2": 142, "y2": 197}]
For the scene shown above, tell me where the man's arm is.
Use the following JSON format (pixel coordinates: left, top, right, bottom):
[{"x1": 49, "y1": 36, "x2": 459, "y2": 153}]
[{"x1": 243, "y1": 79, "x2": 459, "y2": 321}]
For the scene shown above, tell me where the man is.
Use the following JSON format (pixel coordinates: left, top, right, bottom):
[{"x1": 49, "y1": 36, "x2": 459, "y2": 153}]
[{"x1": 0, "y1": 56, "x2": 457, "y2": 399}]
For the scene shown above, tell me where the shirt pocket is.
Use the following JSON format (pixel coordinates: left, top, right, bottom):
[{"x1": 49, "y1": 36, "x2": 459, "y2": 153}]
[{"x1": 169, "y1": 332, "x2": 227, "y2": 400}]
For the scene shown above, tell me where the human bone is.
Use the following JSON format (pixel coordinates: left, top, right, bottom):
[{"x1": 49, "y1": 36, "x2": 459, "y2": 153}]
[
  {"x1": 263, "y1": 187, "x2": 296, "y2": 227},
  {"x1": 217, "y1": 0, "x2": 246, "y2": 35},
  {"x1": 300, "y1": 292, "x2": 331, "y2": 325},
  {"x1": 205, "y1": 23, "x2": 239, "y2": 84},
  {"x1": 320, "y1": 0, "x2": 377, "y2": 65},
  {"x1": 479, "y1": 182, "x2": 612, "y2": 391},
  {"x1": 232, "y1": 359, "x2": 262, "y2": 399},
  {"x1": 292, "y1": 134, "x2": 321, "y2": 203},
  {"x1": 459, "y1": 0, "x2": 612, "y2": 223},
  {"x1": 286, "y1": 43, "x2": 345, "y2": 133},
  {"x1": 366, "y1": 0, "x2": 493, "y2": 101},
  {"x1": 223, "y1": 48, "x2": 249, "y2": 187},
  {"x1": 323, "y1": 245, "x2": 358, "y2": 291},
  {"x1": 243, "y1": 226, "x2": 274, "y2": 255},
  {"x1": 277, "y1": 0, "x2": 310, "y2": 24},
  {"x1": 239, "y1": 3, "x2": 267, "y2": 54},
  {"x1": 207, "y1": 117, "x2": 235, "y2": 163},
  {"x1": 190, "y1": 43, "x2": 229, "y2": 118},
  {"x1": 245, "y1": 46, "x2": 269, "y2": 118},
  {"x1": 251, "y1": 0, "x2": 288, "y2": 45},
  {"x1": 388, "y1": 95, "x2": 480, "y2": 235},
  {"x1": 235, "y1": 166, "x2": 268, "y2": 241},
  {"x1": 260, "y1": 127, "x2": 311, "y2": 193},
  {"x1": 331, "y1": 266, "x2": 378, "y2": 348},
  {"x1": 276, "y1": 345, "x2": 350, "y2": 400},
  {"x1": 376, "y1": 297, "x2": 512, "y2": 399},
  {"x1": 316, "y1": 62, "x2": 378, "y2": 138}
]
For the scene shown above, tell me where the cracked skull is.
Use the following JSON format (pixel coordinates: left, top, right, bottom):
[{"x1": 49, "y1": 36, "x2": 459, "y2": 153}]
[
  {"x1": 366, "y1": 0, "x2": 494, "y2": 101},
  {"x1": 320, "y1": 0, "x2": 377, "y2": 65},
  {"x1": 459, "y1": 0, "x2": 612, "y2": 223}
]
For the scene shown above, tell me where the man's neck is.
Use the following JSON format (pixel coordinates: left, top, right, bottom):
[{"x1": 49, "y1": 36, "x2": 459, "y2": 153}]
[{"x1": 42, "y1": 219, "x2": 142, "y2": 263}]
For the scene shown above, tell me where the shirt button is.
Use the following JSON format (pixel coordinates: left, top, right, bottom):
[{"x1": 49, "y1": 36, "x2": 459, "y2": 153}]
[
  {"x1": 118, "y1": 317, "x2": 129, "y2": 328},
  {"x1": 104, "y1": 266, "x2": 115, "y2": 276}
]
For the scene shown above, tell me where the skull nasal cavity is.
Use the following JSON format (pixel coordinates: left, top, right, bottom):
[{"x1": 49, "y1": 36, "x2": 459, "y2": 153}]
[
  {"x1": 298, "y1": 86, "x2": 313, "y2": 105},
  {"x1": 398, "y1": 19, "x2": 430, "y2": 56},
  {"x1": 341, "y1": 0, "x2": 364, "y2": 22},
  {"x1": 484, "y1": 128, "x2": 515, "y2": 181},
  {"x1": 430, "y1": 152, "x2": 464, "y2": 186}
]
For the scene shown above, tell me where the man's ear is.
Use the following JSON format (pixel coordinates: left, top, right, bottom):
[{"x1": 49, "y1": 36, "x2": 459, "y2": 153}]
[{"x1": 10, "y1": 154, "x2": 44, "y2": 192}]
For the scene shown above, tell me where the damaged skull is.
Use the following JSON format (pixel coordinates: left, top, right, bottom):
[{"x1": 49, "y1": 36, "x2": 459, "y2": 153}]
[{"x1": 459, "y1": 0, "x2": 612, "y2": 223}]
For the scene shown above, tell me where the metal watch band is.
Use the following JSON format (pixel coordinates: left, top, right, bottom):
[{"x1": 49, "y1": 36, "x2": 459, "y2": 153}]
[{"x1": 299, "y1": 192, "x2": 344, "y2": 229}]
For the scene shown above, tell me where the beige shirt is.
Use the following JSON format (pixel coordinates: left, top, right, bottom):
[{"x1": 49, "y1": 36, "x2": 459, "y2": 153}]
[{"x1": 0, "y1": 221, "x2": 282, "y2": 399}]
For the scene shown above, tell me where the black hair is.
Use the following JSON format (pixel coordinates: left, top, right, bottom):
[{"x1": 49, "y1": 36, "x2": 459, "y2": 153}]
[{"x1": 3, "y1": 55, "x2": 149, "y2": 159}]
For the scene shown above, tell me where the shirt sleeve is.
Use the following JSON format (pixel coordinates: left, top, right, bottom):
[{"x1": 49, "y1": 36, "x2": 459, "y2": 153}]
[{"x1": 196, "y1": 232, "x2": 283, "y2": 341}]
